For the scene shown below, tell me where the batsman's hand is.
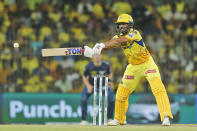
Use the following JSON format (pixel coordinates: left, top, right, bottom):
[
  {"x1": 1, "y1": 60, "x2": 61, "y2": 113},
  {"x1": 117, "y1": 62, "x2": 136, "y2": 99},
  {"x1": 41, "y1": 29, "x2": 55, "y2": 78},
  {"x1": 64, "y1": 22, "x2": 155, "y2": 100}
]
[
  {"x1": 84, "y1": 46, "x2": 93, "y2": 58},
  {"x1": 93, "y1": 43, "x2": 105, "y2": 55}
]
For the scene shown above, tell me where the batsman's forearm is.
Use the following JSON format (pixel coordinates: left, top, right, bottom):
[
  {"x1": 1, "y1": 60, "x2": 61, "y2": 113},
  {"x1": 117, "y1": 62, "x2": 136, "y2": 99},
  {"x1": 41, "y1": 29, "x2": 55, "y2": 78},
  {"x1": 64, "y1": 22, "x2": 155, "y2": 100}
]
[
  {"x1": 101, "y1": 48, "x2": 110, "y2": 52},
  {"x1": 104, "y1": 39, "x2": 121, "y2": 49},
  {"x1": 104, "y1": 36, "x2": 130, "y2": 49}
]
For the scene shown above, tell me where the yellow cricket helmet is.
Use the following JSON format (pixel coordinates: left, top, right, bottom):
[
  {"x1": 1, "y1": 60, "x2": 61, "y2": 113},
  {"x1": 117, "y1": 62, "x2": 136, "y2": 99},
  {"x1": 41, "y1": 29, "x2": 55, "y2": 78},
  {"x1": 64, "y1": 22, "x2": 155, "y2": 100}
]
[
  {"x1": 116, "y1": 14, "x2": 134, "y2": 24},
  {"x1": 116, "y1": 14, "x2": 134, "y2": 34}
]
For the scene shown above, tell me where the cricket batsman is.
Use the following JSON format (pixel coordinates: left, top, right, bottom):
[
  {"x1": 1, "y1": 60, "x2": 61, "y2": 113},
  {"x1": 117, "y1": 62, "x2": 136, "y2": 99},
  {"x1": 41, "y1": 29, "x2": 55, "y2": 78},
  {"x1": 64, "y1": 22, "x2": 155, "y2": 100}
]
[{"x1": 84, "y1": 14, "x2": 173, "y2": 126}]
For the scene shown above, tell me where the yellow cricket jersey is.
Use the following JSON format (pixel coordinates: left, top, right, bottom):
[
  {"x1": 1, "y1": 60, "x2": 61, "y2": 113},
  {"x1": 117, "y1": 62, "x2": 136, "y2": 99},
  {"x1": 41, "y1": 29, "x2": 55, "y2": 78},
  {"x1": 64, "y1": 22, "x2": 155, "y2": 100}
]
[{"x1": 113, "y1": 29, "x2": 150, "y2": 65}]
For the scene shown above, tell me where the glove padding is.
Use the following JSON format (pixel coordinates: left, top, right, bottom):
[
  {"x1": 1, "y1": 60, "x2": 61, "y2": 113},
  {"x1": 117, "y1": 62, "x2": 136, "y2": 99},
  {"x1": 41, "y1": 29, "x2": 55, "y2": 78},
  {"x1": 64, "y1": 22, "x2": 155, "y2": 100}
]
[
  {"x1": 84, "y1": 46, "x2": 93, "y2": 58},
  {"x1": 93, "y1": 43, "x2": 105, "y2": 55}
]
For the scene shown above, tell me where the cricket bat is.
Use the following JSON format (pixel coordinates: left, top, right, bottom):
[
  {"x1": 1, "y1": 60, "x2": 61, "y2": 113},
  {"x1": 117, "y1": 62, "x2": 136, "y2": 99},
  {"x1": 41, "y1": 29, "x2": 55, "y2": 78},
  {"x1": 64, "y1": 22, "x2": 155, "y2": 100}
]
[{"x1": 41, "y1": 47, "x2": 85, "y2": 57}]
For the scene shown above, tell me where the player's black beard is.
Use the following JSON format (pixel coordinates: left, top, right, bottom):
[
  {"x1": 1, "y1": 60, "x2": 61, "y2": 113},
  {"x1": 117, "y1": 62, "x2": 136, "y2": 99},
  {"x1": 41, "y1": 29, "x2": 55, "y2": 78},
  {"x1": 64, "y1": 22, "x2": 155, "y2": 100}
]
[
  {"x1": 116, "y1": 23, "x2": 134, "y2": 35},
  {"x1": 117, "y1": 24, "x2": 130, "y2": 35},
  {"x1": 120, "y1": 28, "x2": 130, "y2": 35}
]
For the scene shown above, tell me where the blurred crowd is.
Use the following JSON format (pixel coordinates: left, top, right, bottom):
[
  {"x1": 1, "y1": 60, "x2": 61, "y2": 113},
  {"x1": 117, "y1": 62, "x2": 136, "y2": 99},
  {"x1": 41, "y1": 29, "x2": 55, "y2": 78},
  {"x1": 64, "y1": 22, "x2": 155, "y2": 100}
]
[{"x1": 0, "y1": 0, "x2": 197, "y2": 94}]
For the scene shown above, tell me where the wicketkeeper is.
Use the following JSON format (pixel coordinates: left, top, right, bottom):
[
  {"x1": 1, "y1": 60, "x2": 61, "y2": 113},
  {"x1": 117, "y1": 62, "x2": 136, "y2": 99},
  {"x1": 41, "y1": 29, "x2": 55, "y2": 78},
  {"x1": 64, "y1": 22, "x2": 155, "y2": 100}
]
[
  {"x1": 84, "y1": 14, "x2": 173, "y2": 126},
  {"x1": 80, "y1": 54, "x2": 114, "y2": 125}
]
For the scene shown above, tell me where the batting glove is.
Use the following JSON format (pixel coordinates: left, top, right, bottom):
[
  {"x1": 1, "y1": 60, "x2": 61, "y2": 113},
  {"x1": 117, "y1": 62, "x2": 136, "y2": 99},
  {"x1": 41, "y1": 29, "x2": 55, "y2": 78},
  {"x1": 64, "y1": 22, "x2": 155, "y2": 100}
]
[
  {"x1": 93, "y1": 43, "x2": 105, "y2": 55},
  {"x1": 84, "y1": 46, "x2": 93, "y2": 58}
]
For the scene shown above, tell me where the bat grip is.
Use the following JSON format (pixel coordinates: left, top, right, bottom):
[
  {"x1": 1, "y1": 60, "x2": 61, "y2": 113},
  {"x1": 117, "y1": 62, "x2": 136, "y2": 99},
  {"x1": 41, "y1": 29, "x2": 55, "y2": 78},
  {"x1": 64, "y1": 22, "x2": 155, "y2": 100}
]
[{"x1": 82, "y1": 49, "x2": 105, "y2": 54}]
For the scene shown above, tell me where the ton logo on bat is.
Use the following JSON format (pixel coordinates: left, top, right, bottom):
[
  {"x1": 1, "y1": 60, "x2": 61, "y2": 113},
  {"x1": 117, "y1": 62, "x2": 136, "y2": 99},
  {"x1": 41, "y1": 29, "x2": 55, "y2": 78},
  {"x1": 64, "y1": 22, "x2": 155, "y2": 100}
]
[{"x1": 65, "y1": 48, "x2": 82, "y2": 55}]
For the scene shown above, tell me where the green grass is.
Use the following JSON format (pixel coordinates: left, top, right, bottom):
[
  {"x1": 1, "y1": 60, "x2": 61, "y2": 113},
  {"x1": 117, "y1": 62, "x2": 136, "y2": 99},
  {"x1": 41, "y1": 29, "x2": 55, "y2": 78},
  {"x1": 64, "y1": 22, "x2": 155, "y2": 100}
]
[{"x1": 0, "y1": 124, "x2": 196, "y2": 131}]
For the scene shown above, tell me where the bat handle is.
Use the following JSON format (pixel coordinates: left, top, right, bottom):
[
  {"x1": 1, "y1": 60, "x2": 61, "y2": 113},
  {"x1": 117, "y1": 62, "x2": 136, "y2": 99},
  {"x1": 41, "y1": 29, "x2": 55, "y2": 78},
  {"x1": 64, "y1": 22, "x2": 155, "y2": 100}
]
[{"x1": 82, "y1": 48, "x2": 104, "y2": 53}]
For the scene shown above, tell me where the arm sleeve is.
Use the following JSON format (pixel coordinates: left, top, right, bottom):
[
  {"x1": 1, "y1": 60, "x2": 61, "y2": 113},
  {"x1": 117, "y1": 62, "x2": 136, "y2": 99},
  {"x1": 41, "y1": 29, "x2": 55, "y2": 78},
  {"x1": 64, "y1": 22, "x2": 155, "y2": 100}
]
[
  {"x1": 112, "y1": 35, "x2": 118, "y2": 39},
  {"x1": 84, "y1": 65, "x2": 90, "y2": 77}
]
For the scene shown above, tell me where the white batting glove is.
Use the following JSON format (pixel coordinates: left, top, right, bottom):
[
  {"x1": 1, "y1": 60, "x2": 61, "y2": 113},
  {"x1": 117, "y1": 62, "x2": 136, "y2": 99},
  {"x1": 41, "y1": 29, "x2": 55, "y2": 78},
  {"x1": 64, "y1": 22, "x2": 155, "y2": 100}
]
[
  {"x1": 84, "y1": 46, "x2": 93, "y2": 58},
  {"x1": 93, "y1": 43, "x2": 105, "y2": 55}
]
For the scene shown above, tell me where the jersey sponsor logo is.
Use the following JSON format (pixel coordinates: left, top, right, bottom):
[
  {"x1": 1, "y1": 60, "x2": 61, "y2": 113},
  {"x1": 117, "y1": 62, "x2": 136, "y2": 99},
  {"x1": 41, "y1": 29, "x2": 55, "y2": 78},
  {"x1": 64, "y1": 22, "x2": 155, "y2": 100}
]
[
  {"x1": 145, "y1": 69, "x2": 156, "y2": 74},
  {"x1": 90, "y1": 71, "x2": 97, "y2": 76},
  {"x1": 128, "y1": 33, "x2": 134, "y2": 38},
  {"x1": 125, "y1": 75, "x2": 134, "y2": 79}
]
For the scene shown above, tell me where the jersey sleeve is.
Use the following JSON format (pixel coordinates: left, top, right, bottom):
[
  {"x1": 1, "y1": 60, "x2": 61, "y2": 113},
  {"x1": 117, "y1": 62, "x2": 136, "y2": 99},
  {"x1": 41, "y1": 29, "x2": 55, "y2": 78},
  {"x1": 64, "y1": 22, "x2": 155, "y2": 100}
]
[
  {"x1": 83, "y1": 64, "x2": 90, "y2": 77},
  {"x1": 125, "y1": 30, "x2": 142, "y2": 42},
  {"x1": 112, "y1": 35, "x2": 119, "y2": 39}
]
